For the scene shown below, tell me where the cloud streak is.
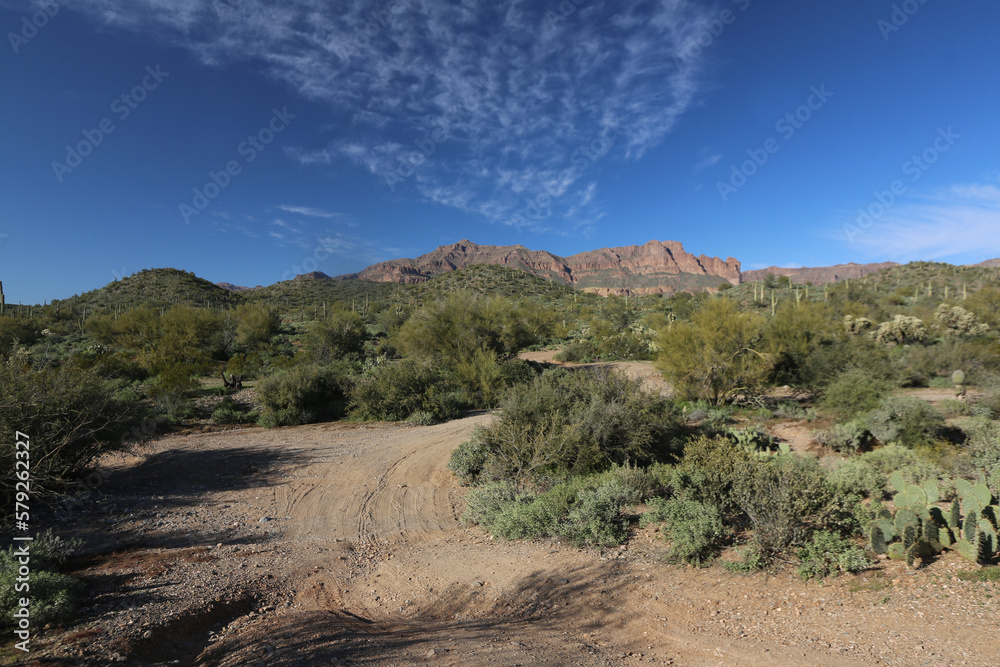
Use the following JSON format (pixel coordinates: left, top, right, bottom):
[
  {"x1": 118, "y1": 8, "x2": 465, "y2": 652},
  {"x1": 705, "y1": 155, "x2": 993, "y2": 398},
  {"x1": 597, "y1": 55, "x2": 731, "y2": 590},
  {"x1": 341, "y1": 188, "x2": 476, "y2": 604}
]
[
  {"x1": 70, "y1": 0, "x2": 713, "y2": 232},
  {"x1": 842, "y1": 181, "x2": 1000, "y2": 262}
]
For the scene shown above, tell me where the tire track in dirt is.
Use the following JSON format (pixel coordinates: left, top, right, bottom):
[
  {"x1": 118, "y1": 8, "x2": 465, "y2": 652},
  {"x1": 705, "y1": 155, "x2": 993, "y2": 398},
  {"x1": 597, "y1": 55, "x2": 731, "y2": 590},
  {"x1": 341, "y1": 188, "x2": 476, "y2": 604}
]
[{"x1": 273, "y1": 415, "x2": 492, "y2": 547}]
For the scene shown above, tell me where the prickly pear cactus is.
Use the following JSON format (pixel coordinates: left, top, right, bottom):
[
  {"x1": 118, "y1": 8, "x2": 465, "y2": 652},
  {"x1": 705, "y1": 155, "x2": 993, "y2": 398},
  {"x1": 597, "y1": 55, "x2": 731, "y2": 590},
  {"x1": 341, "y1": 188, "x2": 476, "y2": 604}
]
[
  {"x1": 948, "y1": 499, "x2": 961, "y2": 529},
  {"x1": 954, "y1": 539, "x2": 977, "y2": 563},
  {"x1": 903, "y1": 524, "x2": 917, "y2": 550},
  {"x1": 923, "y1": 480, "x2": 940, "y2": 504},
  {"x1": 964, "y1": 510, "x2": 979, "y2": 543},
  {"x1": 887, "y1": 542, "x2": 906, "y2": 561},
  {"x1": 973, "y1": 483, "x2": 993, "y2": 509},
  {"x1": 977, "y1": 531, "x2": 993, "y2": 565},
  {"x1": 870, "y1": 525, "x2": 887, "y2": 554}
]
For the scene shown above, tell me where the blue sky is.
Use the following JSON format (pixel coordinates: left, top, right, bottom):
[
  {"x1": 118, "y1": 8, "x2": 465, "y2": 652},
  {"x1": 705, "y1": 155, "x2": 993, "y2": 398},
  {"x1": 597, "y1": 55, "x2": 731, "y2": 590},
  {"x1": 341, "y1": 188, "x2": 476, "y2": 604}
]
[{"x1": 2, "y1": 0, "x2": 1000, "y2": 304}]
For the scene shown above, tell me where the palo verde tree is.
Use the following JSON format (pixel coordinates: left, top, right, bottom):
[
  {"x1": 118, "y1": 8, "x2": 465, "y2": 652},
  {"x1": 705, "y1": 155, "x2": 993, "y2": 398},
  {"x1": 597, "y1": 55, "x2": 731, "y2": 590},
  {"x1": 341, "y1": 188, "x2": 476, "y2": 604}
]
[{"x1": 656, "y1": 297, "x2": 771, "y2": 405}]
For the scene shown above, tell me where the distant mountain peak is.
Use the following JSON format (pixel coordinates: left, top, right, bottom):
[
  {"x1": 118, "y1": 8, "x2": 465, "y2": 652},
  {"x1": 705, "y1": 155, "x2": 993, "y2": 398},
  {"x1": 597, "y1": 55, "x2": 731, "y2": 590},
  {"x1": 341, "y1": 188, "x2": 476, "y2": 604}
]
[{"x1": 294, "y1": 271, "x2": 331, "y2": 281}]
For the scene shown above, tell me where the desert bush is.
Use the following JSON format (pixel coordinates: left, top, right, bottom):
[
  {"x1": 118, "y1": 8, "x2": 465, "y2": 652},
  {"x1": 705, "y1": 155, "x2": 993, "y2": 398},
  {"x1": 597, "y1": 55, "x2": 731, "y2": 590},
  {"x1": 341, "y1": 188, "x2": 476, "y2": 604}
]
[
  {"x1": 234, "y1": 303, "x2": 281, "y2": 352},
  {"x1": 459, "y1": 368, "x2": 682, "y2": 483},
  {"x1": 257, "y1": 362, "x2": 352, "y2": 427},
  {"x1": 394, "y1": 292, "x2": 540, "y2": 364},
  {"x1": 796, "y1": 531, "x2": 872, "y2": 580},
  {"x1": 0, "y1": 532, "x2": 81, "y2": 628},
  {"x1": 820, "y1": 369, "x2": 894, "y2": 419},
  {"x1": 0, "y1": 360, "x2": 149, "y2": 504},
  {"x1": 826, "y1": 458, "x2": 886, "y2": 498},
  {"x1": 0, "y1": 529, "x2": 81, "y2": 626},
  {"x1": 966, "y1": 420, "x2": 1000, "y2": 492},
  {"x1": 211, "y1": 397, "x2": 259, "y2": 425},
  {"x1": 0, "y1": 316, "x2": 42, "y2": 355},
  {"x1": 733, "y1": 455, "x2": 832, "y2": 563},
  {"x1": 764, "y1": 302, "x2": 837, "y2": 385},
  {"x1": 642, "y1": 496, "x2": 727, "y2": 565},
  {"x1": 553, "y1": 341, "x2": 595, "y2": 363},
  {"x1": 672, "y1": 435, "x2": 752, "y2": 516},
  {"x1": 801, "y1": 335, "x2": 900, "y2": 389},
  {"x1": 68, "y1": 349, "x2": 149, "y2": 383},
  {"x1": 657, "y1": 298, "x2": 770, "y2": 405},
  {"x1": 864, "y1": 396, "x2": 945, "y2": 449},
  {"x1": 557, "y1": 479, "x2": 633, "y2": 547},
  {"x1": 449, "y1": 348, "x2": 536, "y2": 408},
  {"x1": 461, "y1": 481, "x2": 532, "y2": 530},
  {"x1": 349, "y1": 359, "x2": 462, "y2": 423},
  {"x1": 465, "y1": 476, "x2": 633, "y2": 547},
  {"x1": 856, "y1": 445, "x2": 942, "y2": 492},
  {"x1": 300, "y1": 311, "x2": 367, "y2": 364},
  {"x1": 817, "y1": 419, "x2": 874, "y2": 454},
  {"x1": 905, "y1": 338, "x2": 1000, "y2": 387},
  {"x1": 448, "y1": 427, "x2": 490, "y2": 486}
]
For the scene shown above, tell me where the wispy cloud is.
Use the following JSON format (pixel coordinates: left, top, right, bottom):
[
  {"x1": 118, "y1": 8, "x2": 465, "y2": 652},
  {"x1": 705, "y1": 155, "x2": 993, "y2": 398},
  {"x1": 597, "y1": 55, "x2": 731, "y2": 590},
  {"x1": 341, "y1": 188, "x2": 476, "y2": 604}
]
[
  {"x1": 841, "y1": 181, "x2": 1000, "y2": 261},
  {"x1": 70, "y1": 0, "x2": 713, "y2": 233},
  {"x1": 274, "y1": 204, "x2": 341, "y2": 219},
  {"x1": 693, "y1": 152, "x2": 721, "y2": 174}
]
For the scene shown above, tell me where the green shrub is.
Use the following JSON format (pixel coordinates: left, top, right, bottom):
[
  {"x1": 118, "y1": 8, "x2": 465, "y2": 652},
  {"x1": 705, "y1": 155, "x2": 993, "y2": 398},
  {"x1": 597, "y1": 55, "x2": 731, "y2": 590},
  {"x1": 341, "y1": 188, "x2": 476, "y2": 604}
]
[
  {"x1": 211, "y1": 397, "x2": 259, "y2": 425},
  {"x1": 448, "y1": 428, "x2": 490, "y2": 486},
  {"x1": 554, "y1": 341, "x2": 595, "y2": 363},
  {"x1": 673, "y1": 435, "x2": 753, "y2": 516},
  {"x1": 449, "y1": 349, "x2": 536, "y2": 408},
  {"x1": 821, "y1": 369, "x2": 894, "y2": 419},
  {"x1": 463, "y1": 367, "x2": 682, "y2": 483},
  {"x1": 864, "y1": 396, "x2": 945, "y2": 448},
  {"x1": 643, "y1": 496, "x2": 726, "y2": 565},
  {"x1": 0, "y1": 530, "x2": 81, "y2": 629},
  {"x1": 463, "y1": 476, "x2": 633, "y2": 548},
  {"x1": 394, "y1": 292, "x2": 541, "y2": 364},
  {"x1": 817, "y1": 419, "x2": 874, "y2": 454},
  {"x1": 827, "y1": 459, "x2": 886, "y2": 498},
  {"x1": 859, "y1": 445, "x2": 941, "y2": 487},
  {"x1": 734, "y1": 455, "x2": 832, "y2": 562},
  {"x1": 0, "y1": 361, "x2": 149, "y2": 505},
  {"x1": 802, "y1": 336, "x2": 899, "y2": 390},
  {"x1": 461, "y1": 481, "x2": 531, "y2": 530},
  {"x1": 300, "y1": 311, "x2": 367, "y2": 364},
  {"x1": 557, "y1": 479, "x2": 632, "y2": 547},
  {"x1": 257, "y1": 362, "x2": 352, "y2": 427},
  {"x1": 657, "y1": 298, "x2": 770, "y2": 405},
  {"x1": 349, "y1": 359, "x2": 462, "y2": 423},
  {"x1": 796, "y1": 531, "x2": 872, "y2": 580},
  {"x1": 966, "y1": 420, "x2": 1000, "y2": 493}
]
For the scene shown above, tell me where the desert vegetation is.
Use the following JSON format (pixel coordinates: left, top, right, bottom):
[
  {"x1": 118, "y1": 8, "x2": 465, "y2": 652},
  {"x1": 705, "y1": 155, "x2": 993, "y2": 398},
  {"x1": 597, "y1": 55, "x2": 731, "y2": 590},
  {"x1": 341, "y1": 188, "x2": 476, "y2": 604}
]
[{"x1": 3, "y1": 261, "x2": 1000, "y2": 630}]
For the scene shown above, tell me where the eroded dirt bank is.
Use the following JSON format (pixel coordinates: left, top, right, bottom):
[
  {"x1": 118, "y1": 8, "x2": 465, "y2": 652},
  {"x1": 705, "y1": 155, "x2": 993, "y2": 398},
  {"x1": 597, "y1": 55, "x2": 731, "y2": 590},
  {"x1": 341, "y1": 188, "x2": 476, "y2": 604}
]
[{"x1": 14, "y1": 412, "x2": 1000, "y2": 666}]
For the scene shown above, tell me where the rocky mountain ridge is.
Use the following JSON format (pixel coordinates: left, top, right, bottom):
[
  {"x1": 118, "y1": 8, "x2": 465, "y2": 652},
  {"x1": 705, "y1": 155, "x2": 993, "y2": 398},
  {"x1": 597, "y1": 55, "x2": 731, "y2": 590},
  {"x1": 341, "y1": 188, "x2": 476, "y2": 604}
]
[{"x1": 351, "y1": 239, "x2": 742, "y2": 295}]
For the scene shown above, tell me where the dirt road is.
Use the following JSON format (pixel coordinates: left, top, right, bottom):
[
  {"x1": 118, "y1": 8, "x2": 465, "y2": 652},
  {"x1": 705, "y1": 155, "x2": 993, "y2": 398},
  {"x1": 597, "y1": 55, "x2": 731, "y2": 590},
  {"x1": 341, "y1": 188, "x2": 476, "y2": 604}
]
[{"x1": 20, "y1": 411, "x2": 1000, "y2": 666}]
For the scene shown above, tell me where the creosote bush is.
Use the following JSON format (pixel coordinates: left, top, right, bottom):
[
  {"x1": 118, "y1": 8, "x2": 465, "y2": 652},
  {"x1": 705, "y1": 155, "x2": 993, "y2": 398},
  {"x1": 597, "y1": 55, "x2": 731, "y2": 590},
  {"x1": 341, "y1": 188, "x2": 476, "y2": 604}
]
[
  {"x1": 257, "y1": 362, "x2": 353, "y2": 427},
  {"x1": 349, "y1": 359, "x2": 463, "y2": 423},
  {"x1": 820, "y1": 369, "x2": 894, "y2": 419},
  {"x1": 451, "y1": 367, "x2": 682, "y2": 484},
  {"x1": 0, "y1": 360, "x2": 149, "y2": 506}
]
